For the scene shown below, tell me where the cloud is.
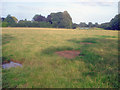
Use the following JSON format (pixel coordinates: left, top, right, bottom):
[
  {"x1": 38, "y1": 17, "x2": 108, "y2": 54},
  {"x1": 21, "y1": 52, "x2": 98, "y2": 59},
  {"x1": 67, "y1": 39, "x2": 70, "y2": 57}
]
[
  {"x1": 66, "y1": 2, "x2": 117, "y2": 23},
  {"x1": 72, "y1": 2, "x2": 116, "y2": 7},
  {"x1": 2, "y1": 0, "x2": 119, "y2": 2}
]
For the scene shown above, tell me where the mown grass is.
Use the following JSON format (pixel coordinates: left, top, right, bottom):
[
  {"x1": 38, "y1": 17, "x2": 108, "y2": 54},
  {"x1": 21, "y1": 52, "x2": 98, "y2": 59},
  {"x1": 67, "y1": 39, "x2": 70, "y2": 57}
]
[{"x1": 2, "y1": 27, "x2": 119, "y2": 88}]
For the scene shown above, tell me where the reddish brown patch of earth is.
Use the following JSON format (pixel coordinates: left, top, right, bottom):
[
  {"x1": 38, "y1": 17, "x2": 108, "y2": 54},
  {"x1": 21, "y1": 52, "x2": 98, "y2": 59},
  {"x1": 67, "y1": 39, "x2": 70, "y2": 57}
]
[
  {"x1": 2, "y1": 60, "x2": 10, "y2": 64},
  {"x1": 2, "y1": 59, "x2": 24, "y2": 64},
  {"x1": 55, "y1": 50, "x2": 80, "y2": 59},
  {"x1": 80, "y1": 42, "x2": 93, "y2": 44},
  {"x1": 10, "y1": 59, "x2": 23, "y2": 64}
]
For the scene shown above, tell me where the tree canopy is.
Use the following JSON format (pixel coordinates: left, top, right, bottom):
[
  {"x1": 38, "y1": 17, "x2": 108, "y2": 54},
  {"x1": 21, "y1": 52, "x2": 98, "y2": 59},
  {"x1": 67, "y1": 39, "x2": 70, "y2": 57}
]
[
  {"x1": 99, "y1": 14, "x2": 120, "y2": 30},
  {"x1": 2, "y1": 15, "x2": 18, "y2": 27},
  {"x1": 1, "y1": 12, "x2": 119, "y2": 30},
  {"x1": 33, "y1": 14, "x2": 46, "y2": 22},
  {"x1": 48, "y1": 11, "x2": 72, "y2": 28}
]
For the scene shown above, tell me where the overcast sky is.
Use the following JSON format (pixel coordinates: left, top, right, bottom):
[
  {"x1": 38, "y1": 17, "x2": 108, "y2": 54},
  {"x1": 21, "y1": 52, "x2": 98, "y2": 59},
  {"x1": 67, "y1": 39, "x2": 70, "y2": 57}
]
[{"x1": 1, "y1": 0, "x2": 119, "y2": 24}]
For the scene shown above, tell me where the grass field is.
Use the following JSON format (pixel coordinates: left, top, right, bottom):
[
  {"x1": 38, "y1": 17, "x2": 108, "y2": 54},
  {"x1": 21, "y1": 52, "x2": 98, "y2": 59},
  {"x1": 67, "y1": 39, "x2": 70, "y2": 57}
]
[{"x1": 2, "y1": 27, "x2": 119, "y2": 88}]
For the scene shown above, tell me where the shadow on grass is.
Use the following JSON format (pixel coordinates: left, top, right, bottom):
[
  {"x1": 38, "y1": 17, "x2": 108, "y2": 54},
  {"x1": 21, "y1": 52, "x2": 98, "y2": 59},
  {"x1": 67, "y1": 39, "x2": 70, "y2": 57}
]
[
  {"x1": 41, "y1": 46, "x2": 74, "y2": 55},
  {"x1": 67, "y1": 38, "x2": 97, "y2": 44},
  {"x1": 95, "y1": 35, "x2": 117, "y2": 38},
  {"x1": 2, "y1": 34, "x2": 16, "y2": 45}
]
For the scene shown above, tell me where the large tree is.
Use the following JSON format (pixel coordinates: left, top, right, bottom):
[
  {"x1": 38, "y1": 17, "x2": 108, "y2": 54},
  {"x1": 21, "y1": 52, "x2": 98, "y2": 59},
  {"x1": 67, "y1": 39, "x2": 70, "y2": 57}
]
[
  {"x1": 109, "y1": 14, "x2": 120, "y2": 30},
  {"x1": 88, "y1": 22, "x2": 93, "y2": 28},
  {"x1": 12, "y1": 16, "x2": 18, "y2": 23},
  {"x1": 99, "y1": 22, "x2": 111, "y2": 29},
  {"x1": 100, "y1": 14, "x2": 120, "y2": 30},
  {"x1": 79, "y1": 22, "x2": 87, "y2": 27},
  {"x1": 72, "y1": 23, "x2": 79, "y2": 29},
  {"x1": 33, "y1": 14, "x2": 46, "y2": 22},
  {"x1": 94, "y1": 22, "x2": 99, "y2": 27},
  {"x1": 48, "y1": 11, "x2": 73, "y2": 28},
  {"x1": 4, "y1": 15, "x2": 17, "y2": 26}
]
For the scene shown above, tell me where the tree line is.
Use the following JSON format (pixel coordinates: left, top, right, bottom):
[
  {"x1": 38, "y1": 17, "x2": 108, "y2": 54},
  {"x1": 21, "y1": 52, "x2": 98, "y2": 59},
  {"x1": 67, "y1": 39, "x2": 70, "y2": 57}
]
[
  {"x1": 73, "y1": 14, "x2": 120, "y2": 30},
  {"x1": 0, "y1": 11, "x2": 119, "y2": 30},
  {"x1": 0, "y1": 11, "x2": 72, "y2": 28}
]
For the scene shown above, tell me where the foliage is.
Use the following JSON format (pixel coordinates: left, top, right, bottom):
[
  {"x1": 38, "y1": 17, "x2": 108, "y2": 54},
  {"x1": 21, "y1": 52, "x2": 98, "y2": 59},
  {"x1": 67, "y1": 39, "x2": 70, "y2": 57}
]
[
  {"x1": 0, "y1": 17, "x2": 5, "y2": 22},
  {"x1": 49, "y1": 11, "x2": 73, "y2": 28},
  {"x1": 4, "y1": 15, "x2": 17, "y2": 26},
  {"x1": 39, "y1": 22, "x2": 53, "y2": 28},
  {"x1": 12, "y1": 16, "x2": 18, "y2": 23},
  {"x1": 15, "y1": 20, "x2": 53, "y2": 27},
  {"x1": 33, "y1": 14, "x2": 46, "y2": 22},
  {"x1": 1, "y1": 13, "x2": 119, "y2": 30},
  {"x1": 2, "y1": 22, "x2": 8, "y2": 27},
  {"x1": 79, "y1": 22, "x2": 88, "y2": 27},
  {"x1": 74, "y1": 22, "x2": 100, "y2": 29},
  {"x1": 3, "y1": 11, "x2": 73, "y2": 28},
  {"x1": 99, "y1": 22, "x2": 111, "y2": 29},
  {"x1": 16, "y1": 20, "x2": 32, "y2": 27},
  {"x1": 88, "y1": 22, "x2": 94, "y2": 28},
  {"x1": 100, "y1": 14, "x2": 120, "y2": 30},
  {"x1": 94, "y1": 23, "x2": 99, "y2": 27},
  {"x1": 109, "y1": 14, "x2": 120, "y2": 30},
  {"x1": 72, "y1": 23, "x2": 79, "y2": 29}
]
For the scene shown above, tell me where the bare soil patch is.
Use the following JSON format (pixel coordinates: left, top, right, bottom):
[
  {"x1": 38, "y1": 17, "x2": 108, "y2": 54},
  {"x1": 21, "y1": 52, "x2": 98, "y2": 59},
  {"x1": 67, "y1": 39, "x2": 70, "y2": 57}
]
[
  {"x1": 2, "y1": 60, "x2": 10, "y2": 64},
  {"x1": 10, "y1": 59, "x2": 23, "y2": 64},
  {"x1": 55, "y1": 50, "x2": 80, "y2": 59}
]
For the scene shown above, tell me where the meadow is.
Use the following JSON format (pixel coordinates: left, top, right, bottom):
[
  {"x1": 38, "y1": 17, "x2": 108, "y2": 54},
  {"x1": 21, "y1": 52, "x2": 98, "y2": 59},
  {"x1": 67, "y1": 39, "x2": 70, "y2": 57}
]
[{"x1": 2, "y1": 27, "x2": 118, "y2": 88}]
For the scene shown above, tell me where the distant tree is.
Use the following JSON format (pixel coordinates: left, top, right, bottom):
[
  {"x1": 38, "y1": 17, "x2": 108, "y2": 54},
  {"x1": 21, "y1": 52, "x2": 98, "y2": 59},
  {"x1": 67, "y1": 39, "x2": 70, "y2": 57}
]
[
  {"x1": 33, "y1": 14, "x2": 46, "y2": 22},
  {"x1": 0, "y1": 18, "x2": 2, "y2": 27},
  {"x1": 17, "y1": 20, "x2": 32, "y2": 27},
  {"x1": 0, "y1": 17, "x2": 8, "y2": 27},
  {"x1": 0, "y1": 17, "x2": 5, "y2": 22},
  {"x1": 4, "y1": 15, "x2": 17, "y2": 26},
  {"x1": 79, "y1": 22, "x2": 87, "y2": 27},
  {"x1": 46, "y1": 15, "x2": 52, "y2": 24},
  {"x1": 16, "y1": 19, "x2": 53, "y2": 28},
  {"x1": 72, "y1": 23, "x2": 79, "y2": 29},
  {"x1": 88, "y1": 22, "x2": 93, "y2": 28},
  {"x1": 2, "y1": 22, "x2": 8, "y2": 27},
  {"x1": 39, "y1": 22, "x2": 53, "y2": 28},
  {"x1": 49, "y1": 12, "x2": 63, "y2": 28},
  {"x1": 12, "y1": 16, "x2": 18, "y2": 23},
  {"x1": 49, "y1": 11, "x2": 73, "y2": 28},
  {"x1": 109, "y1": 14, "x2": 120, "y2": 30},
  {"x1": 100, "y1": 14, "x2": 120, "y2": 30},
  {"x1": 62, "y1": 11, "x2": 73, "y2": 28},
  {"x1": 99, "y1": 22, "x2": 111, "y2": 29},
  {"x1": 94, "y1": 22, "x2": 99, "y2": 27},
  {"x1": 31, "y1": 21, "x2": 40, "y2": 27}
]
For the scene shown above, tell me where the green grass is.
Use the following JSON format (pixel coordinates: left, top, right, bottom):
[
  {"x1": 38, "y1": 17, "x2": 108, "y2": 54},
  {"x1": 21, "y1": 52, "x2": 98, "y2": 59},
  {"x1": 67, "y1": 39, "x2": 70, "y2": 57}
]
[
  {"x1": 95, "y1": 35, "x2": 118, "y2": 38},
  {"x1": 2, "y1": 27, "x2": 119, "y2": 88}
]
